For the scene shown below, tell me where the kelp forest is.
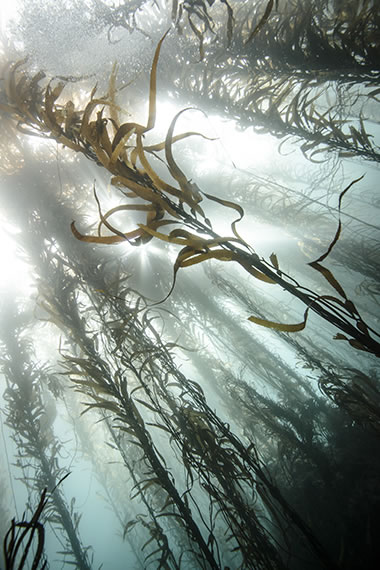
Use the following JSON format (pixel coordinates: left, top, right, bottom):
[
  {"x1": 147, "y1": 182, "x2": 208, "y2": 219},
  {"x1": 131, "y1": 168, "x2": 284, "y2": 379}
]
[{"x1": 0, "y1": 0, "x2": 379, "y2": 568}]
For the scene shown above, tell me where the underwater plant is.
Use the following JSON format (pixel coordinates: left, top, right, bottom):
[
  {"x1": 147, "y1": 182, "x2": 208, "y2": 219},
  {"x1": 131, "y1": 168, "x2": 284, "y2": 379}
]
[
  {"x1": 43, "y1": 251, "x2": 335, "y2": 569},
  {"x1": 0, "y1": 2, "x2": 380, "y2": 569},
  {"x1": 0, "y1": 32, "x2": 379, "y2": 358},
  {"x1": 3, "y1": 487, "x2": 49, "y2": 570},
  {"x1": 3, "y1": 474, "x2": 73, "y2": 570},
  {"x1": 0, "y1": 300, "x2": 92, "y2": 570},
  {"x1": 0, "y1": 159, "x2": 337, "y2": 567},
  {"x1": 170, "y1": 0, "x2": 380, "y2": 163}
]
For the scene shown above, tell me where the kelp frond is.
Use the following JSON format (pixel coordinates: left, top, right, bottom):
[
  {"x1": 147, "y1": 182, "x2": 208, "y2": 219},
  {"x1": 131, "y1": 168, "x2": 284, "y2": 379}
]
[
  {"x1": 3, "y1": 473, "x2": 71, "y2": 570},
  {"x1": 1, "y1": 32, "x2": 379, "y2": 358},
  {"x1": 3, "y1": 488, "x2": 48, "y2": 570}
]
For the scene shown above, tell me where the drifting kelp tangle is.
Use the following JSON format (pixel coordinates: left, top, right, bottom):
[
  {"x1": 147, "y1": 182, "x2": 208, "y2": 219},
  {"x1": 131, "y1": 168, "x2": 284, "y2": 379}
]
[{"x1": 1, "y1": 1, "x2": 380, "y2": 569}]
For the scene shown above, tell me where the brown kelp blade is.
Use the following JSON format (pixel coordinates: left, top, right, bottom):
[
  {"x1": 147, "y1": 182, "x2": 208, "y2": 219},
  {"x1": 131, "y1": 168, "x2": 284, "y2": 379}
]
[
  {"x1": 309, "y1": 175, "x2": 365, "y2": 266},
  {"x1": 71, "y1": 221, "x2": 128, "y2": 244},
  {"x1": 248, "y1": 314, "x2": 307, "y2": 332},
  {"x1": 143, "y1": 131, "x2": 217, "y2": 153},
  {"x1": 245, "y1": 0, "x2": 274, "y2": 44},
  {"x1": 147, "y1": 30, "x2": 170, "y2": 131},
  {"x1": 97, "y1": 203, "x2": 156, "y2": 236},
  {"x1": 165, "y1": 107, "x2": 206, "y2": 212},
  {"x1": 334, "y1": 334, "x2": 373, "y2": 354},
  {"x1": 309, "y1": 262, "x2": 347, "y2": 300},
  {"x1": 309, "y1": 176, "x2": 364, "y2": 300},
  {"x1": 202, "y1": 189, "x2": 247, "y2": 244}
]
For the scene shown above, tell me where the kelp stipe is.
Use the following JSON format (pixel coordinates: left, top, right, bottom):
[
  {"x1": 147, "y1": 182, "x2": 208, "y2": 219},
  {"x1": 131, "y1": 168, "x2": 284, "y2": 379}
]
[{"x1": 46, "y1": 259, "x2": 336, "y2": 569}]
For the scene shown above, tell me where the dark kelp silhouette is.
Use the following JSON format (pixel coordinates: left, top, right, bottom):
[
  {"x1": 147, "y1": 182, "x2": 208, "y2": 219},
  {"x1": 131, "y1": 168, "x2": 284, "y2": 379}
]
[
  {"x1": 3, "y1": 474, "x2": 71, "y2": 570},
  {"x1": 0, "y1": 301, "x2": 92, "y2": 570},
  {"x1": 3, "y1": 488, "x2": 48, "y2": 570}
]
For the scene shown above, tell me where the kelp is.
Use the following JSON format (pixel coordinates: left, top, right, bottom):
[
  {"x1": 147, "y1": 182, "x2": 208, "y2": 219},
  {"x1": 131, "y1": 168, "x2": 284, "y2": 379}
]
[
  {"x1": 0, "y1": 302, "x2": 92, "y2": 570},
  {"x1": 46, "y1": 264, "x2": 335, "y2": 569},
  {"x1": 172, "y1": 0, "x2": 235, "y2": 61},
  {"x1": 12, "y1": 206, "x2": 334, "y2": 569},
  {"x1": 225, "y1": 171, "x2": 380, "y2": 293},
  {"x1": 41, "y1": 242, "x2": 375, "y2": 567},
  {"x1": 234, "y1": 0, "x2": 380, "y2": 77},
  {"x1": 35, "y1": 259, "x2": 180, "y2": 567},
  {"x1": 179, "y1": 66, "x2": 380, "y2": 163},
  {"x1": 1, "y1": 5, "x2": 380, "y2": 569},
  {"x1": 170, "y1": 0, "x2": 380, "y2": 165},
  {"x1": 3, "y1": 488, "x2": 48, "y2": 570},
  {"x1": 206, "y1": 263, "x2": 380, "y2": 447},
  {"x1": 171, "y1": 0, "x2": 380, "y2": 75},
  {"x1": 3, "y1": 475, "x2": 71, "y2": 570},
  {"x1": 91, "y1": 0, "x2": 156, "y2": 42},
  {"x1": 1, "y1": 33, "x2": 379, "y2": 358},
  {"x1": 37, "y1": 261, "x2": 220, "y2": 568},
  {"x1": 247, "y1": 175, "x2": 376, "y2": 349},
  {"x1": 306, "y1": 175, "x2": 379, "y2": 354},
  {"x1": 245, "y1": 0, "x2": 274, "y2": 45},
  {"x1": 163, "y1": 259, "x2": 380, "y2": 567}
]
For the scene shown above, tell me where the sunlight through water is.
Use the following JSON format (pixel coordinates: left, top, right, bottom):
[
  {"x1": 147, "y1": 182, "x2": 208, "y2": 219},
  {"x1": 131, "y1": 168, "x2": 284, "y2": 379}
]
[
  {"x1": 0, "y1": 223, "x2": 34, "y2": 295},
  {"x1": 0, "y1": 0, "x2": 21, "y2": 32}
]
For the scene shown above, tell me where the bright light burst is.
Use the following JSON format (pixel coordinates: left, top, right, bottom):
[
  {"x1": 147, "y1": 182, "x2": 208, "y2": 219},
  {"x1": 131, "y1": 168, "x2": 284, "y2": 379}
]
[
  {"x1": 155, "y1": 99, "x2": 275, "y2": 172},
  {"x1": 0, "y1": 0, "x2": 21, "y2": 32}
]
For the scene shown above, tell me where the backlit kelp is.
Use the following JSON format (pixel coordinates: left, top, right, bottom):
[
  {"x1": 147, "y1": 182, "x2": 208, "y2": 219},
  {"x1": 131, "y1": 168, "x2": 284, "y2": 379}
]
[
  {"x1": 0, "y1": 151, "x2": 341, "y2": 567},
  {"x1": 187, "y1": 268, "x2": 380, "y2": 567},
  {"x1": 233, "y1": 0, "x2": 380, "y2": 77},
  {"x1": 1, "y1": 1, "x2": 380, "y2": 569},
  {"x1": 1, "y1": 33, "x2": 379, "y2": 357},
  {"x1": 170, "y1": 0, "x2": 380, "y2": 163},
  {"x1": 175, "y1": 55, "x2": 380, "y2": 164},
  {"x1": 40, "y1": 255, "x2": 336, "y2": 569},
  {"x1": 31, "y1": 221, "x2": 328, "y2": 568},
  {"x1": 219, "y1": 168, "x2": 380, "y2": 302},
  {"x1": 172, "y1": 0, "x2": 235, "y2": 61},
  {"x1": 207, "y1": 264, "x2": 380, "y2": 420}
]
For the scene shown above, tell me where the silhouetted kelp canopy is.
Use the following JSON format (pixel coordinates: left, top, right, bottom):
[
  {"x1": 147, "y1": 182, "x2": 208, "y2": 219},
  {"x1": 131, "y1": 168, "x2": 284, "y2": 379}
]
[{"x1": 0, "y1": 1, "x2": 380, "y2": 569}]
